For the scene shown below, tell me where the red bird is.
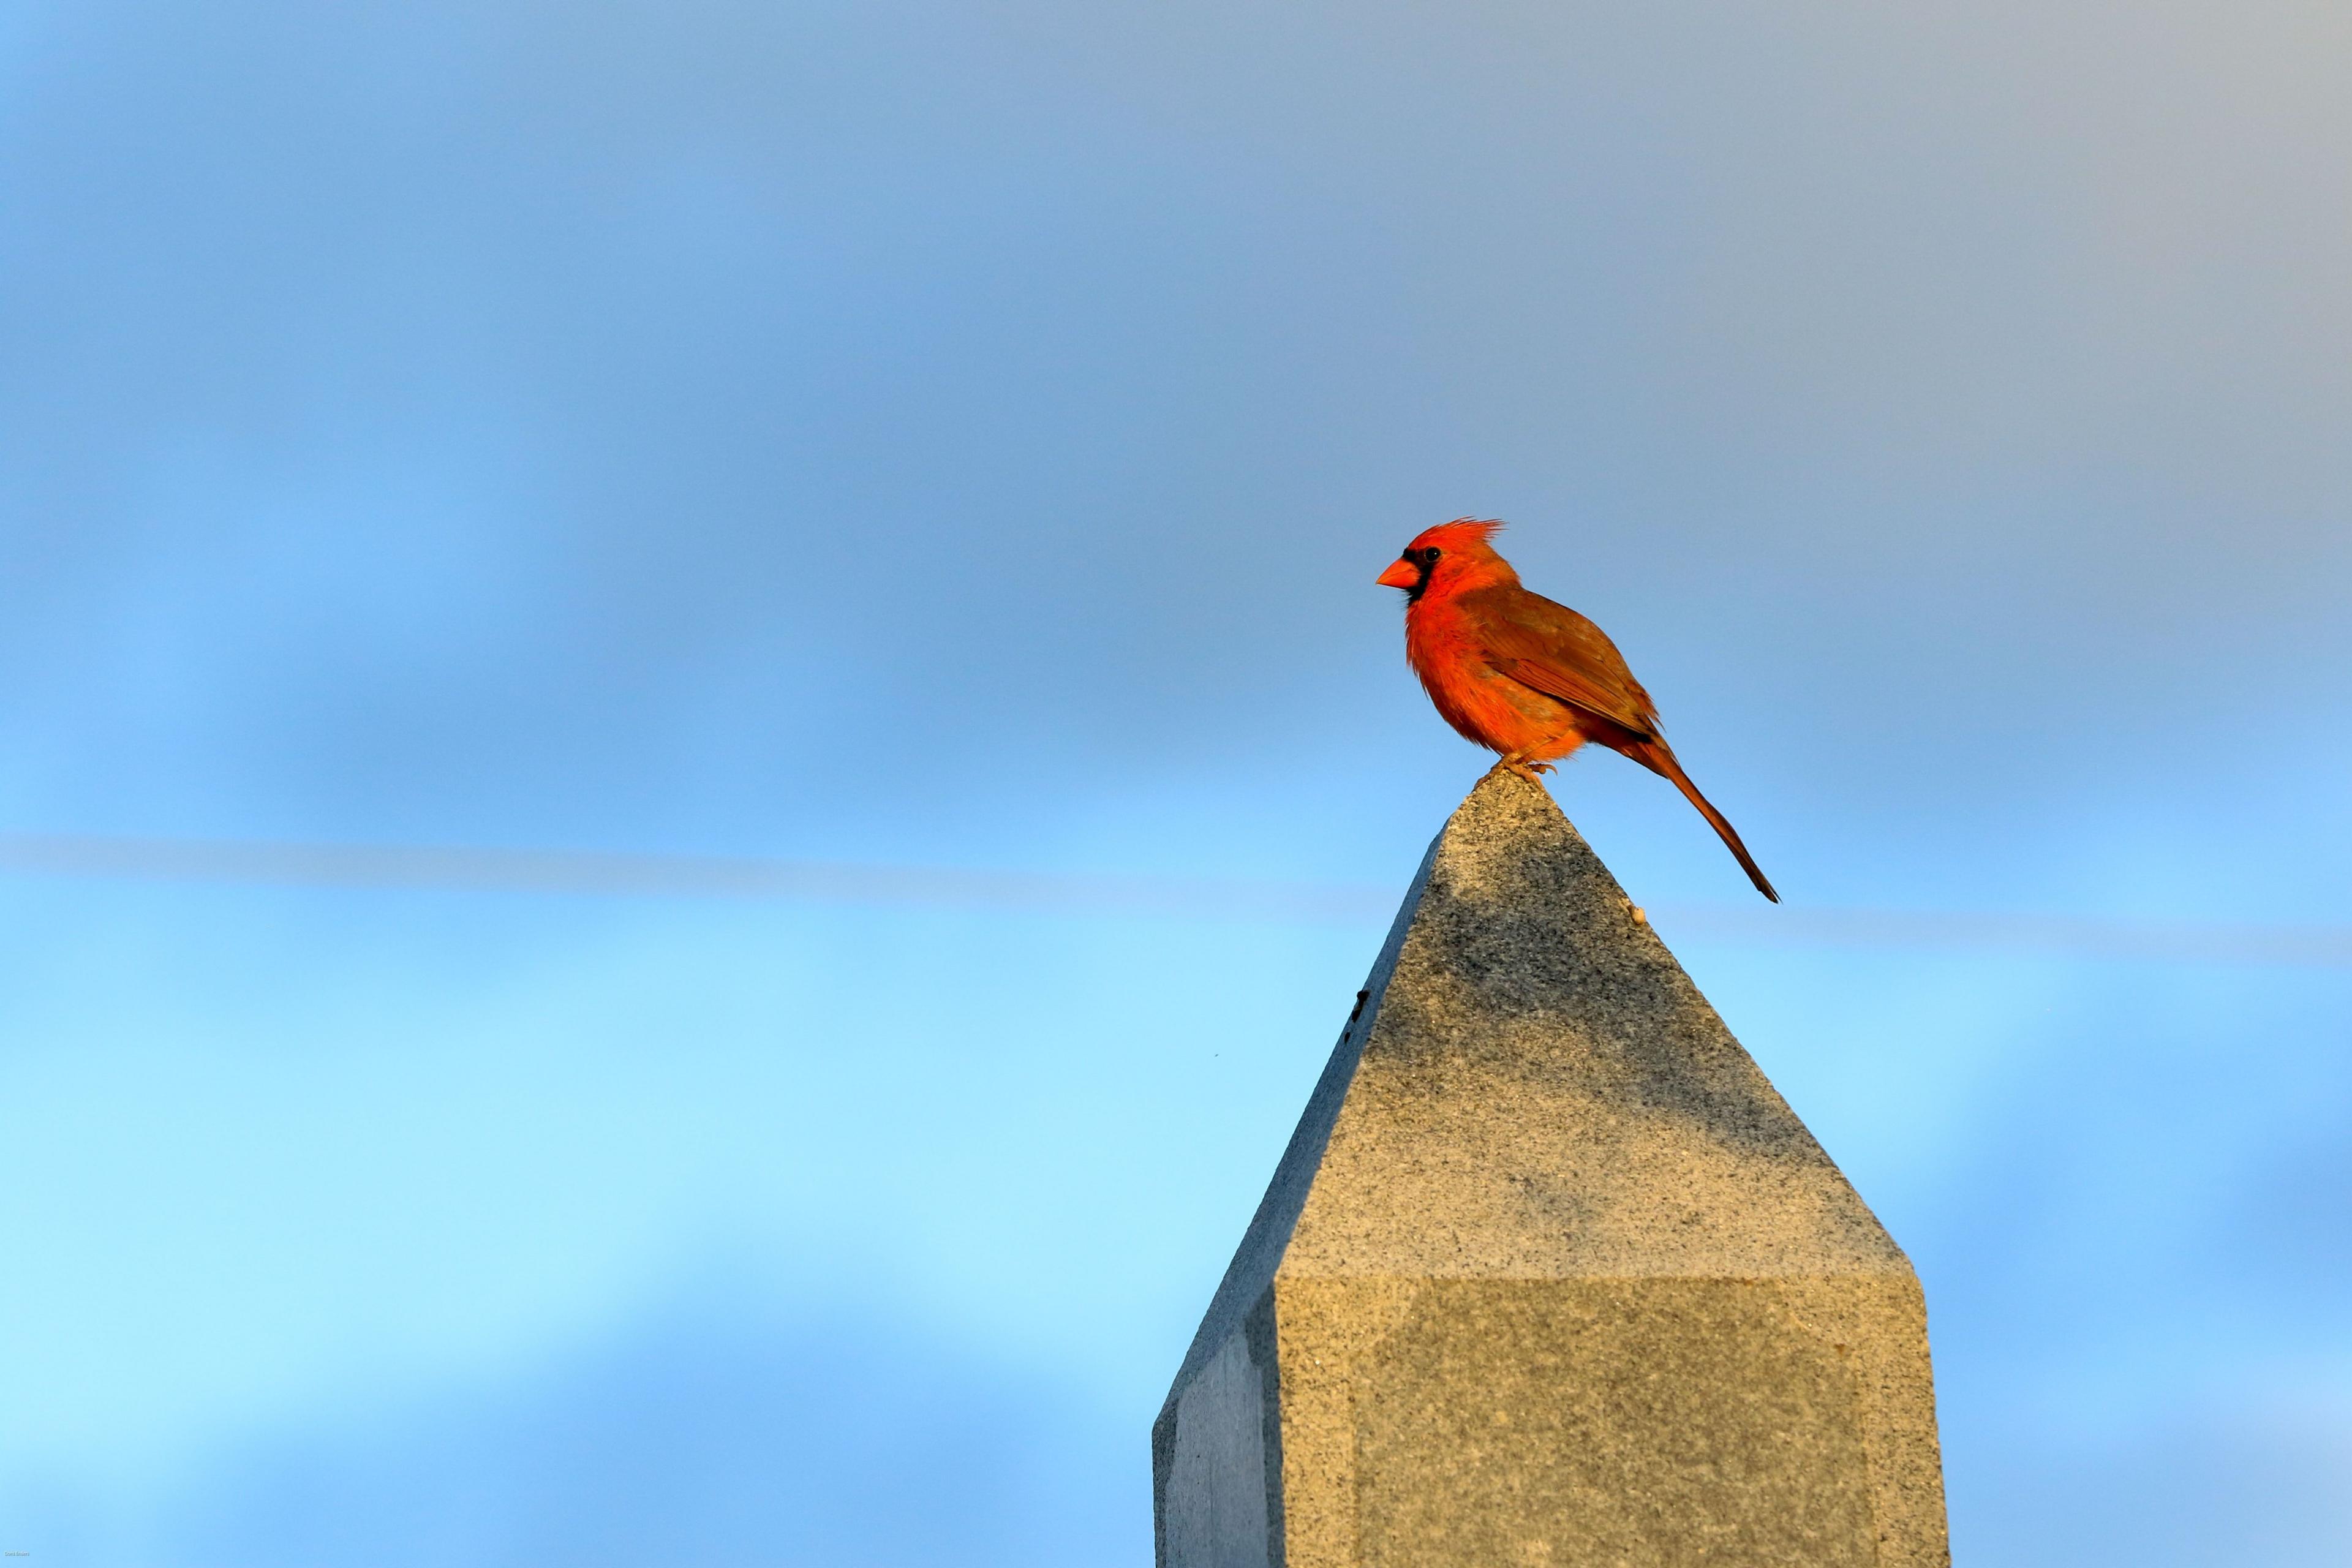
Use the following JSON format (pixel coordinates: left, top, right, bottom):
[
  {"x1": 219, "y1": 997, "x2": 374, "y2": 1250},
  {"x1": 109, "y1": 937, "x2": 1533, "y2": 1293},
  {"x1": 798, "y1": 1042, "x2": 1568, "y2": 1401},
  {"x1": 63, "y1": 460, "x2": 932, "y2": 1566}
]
[{"x1": 1378, "y1": 519, "x2": 1779, "y2": 902}]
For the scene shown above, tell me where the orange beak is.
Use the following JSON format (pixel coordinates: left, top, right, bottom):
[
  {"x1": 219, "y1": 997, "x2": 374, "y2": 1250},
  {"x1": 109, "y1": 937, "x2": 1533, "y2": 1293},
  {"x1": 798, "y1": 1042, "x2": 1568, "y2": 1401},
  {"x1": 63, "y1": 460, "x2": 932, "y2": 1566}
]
[{"x1": 1376, "y1": 558, "x2": 1420, "y2": 589}]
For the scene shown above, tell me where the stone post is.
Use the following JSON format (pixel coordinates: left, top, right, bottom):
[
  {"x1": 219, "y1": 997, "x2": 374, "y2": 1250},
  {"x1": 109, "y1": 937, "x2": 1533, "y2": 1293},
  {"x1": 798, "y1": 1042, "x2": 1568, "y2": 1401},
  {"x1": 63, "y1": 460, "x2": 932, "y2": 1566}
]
[{"x1": 1153, "y1": 769, "x2": 1949, "y2": 1567}]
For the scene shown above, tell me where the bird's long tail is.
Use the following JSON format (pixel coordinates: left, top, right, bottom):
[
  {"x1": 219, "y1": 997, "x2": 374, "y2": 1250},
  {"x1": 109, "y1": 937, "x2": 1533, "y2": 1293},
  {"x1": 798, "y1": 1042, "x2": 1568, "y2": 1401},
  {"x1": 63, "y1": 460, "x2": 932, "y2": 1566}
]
[{"x1": 1627, "y1": 742, "x2": 1779, "y2": 903}]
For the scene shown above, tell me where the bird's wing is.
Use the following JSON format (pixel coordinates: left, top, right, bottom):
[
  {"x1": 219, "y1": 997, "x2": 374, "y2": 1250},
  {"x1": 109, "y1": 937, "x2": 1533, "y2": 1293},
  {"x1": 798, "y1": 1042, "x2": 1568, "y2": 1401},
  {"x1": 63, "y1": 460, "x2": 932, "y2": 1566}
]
[{"x1": 1460, "y1": 586, "x2": 1662, "y2": 741}]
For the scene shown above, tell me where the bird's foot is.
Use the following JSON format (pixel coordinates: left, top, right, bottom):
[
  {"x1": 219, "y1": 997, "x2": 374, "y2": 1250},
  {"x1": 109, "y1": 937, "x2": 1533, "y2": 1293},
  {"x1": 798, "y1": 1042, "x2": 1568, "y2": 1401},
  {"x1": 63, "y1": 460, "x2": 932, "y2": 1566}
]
[{"x1": 1498, "y1": 755, "x2": 1555, "y2": 783}]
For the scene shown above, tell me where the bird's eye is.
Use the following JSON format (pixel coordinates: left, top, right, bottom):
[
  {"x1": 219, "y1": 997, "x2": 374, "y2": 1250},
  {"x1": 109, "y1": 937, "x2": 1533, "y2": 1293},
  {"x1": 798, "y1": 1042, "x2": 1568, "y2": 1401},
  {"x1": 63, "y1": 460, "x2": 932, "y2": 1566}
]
[{"x1": 1424, "y1": 548, "x2": 1442, "y2": 562}]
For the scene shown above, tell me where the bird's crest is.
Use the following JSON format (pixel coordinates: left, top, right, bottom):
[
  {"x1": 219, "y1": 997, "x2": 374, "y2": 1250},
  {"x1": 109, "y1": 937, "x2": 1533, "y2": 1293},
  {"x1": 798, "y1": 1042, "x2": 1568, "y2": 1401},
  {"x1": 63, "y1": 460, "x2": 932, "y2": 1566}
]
[{"x1": 1406, "y1": 517, "x2": 1506, "y2": 554}]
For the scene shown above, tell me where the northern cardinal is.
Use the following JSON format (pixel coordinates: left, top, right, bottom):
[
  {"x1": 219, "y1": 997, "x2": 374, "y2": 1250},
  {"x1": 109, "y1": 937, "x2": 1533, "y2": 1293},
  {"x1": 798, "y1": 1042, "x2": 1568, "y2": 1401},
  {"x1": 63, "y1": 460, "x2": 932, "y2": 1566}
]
[{"x1": 1378, "y1": 519, "x2": 1779, "y2": 902}]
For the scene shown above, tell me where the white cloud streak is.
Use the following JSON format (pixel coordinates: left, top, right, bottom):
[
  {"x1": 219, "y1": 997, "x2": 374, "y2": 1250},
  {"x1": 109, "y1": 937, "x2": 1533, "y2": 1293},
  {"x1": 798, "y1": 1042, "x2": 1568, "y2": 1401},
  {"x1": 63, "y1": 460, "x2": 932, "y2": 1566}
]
[{"x1": 2, "y1": 831, "x2": 2345, "y2": 967}]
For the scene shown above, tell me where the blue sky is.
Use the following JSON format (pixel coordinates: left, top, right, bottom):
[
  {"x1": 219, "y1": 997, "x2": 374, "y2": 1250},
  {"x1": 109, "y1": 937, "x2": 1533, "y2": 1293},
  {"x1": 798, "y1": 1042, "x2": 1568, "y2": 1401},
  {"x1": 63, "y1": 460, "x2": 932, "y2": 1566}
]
[{"x1": 3, "y1": 1, "x2": 2350, "y2": 1562}]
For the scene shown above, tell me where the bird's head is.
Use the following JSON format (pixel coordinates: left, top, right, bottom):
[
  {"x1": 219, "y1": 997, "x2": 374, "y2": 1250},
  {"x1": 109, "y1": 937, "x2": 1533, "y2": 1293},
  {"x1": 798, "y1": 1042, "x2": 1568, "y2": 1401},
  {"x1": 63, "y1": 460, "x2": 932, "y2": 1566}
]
[{"x1": 1377, "y1": 518, "x2": 1517, "y2": 603}]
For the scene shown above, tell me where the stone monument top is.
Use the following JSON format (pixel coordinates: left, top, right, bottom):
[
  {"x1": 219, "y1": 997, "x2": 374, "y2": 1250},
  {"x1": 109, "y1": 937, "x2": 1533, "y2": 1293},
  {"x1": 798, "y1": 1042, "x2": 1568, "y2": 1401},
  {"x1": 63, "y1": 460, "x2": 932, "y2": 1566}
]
[{"x1": 1154, "y1": 767, "x2": 1948, "y2": 1567}]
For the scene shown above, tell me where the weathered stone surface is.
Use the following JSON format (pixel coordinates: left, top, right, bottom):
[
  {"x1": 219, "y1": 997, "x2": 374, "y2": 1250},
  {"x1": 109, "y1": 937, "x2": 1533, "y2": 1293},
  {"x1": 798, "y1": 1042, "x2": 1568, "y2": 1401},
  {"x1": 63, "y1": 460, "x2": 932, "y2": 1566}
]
[{"x1": 1153, "y1": 769, "x2": 1948, "y2": 1567}]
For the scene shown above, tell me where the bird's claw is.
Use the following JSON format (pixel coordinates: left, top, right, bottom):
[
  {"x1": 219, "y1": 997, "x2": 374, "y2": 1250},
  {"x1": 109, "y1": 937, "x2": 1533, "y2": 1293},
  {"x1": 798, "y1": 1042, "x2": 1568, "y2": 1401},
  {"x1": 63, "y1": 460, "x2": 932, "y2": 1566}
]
[{"x1": 1498, "y1": 757, "x2": 1555, "y2": 783}]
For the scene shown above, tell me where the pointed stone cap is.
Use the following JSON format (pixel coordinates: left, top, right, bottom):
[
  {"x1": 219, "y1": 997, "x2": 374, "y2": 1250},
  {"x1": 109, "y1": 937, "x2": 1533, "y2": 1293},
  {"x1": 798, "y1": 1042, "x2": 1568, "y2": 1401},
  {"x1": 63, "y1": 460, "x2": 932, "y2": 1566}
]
[{"x1": 1155, "y1": 769, "x2": 1948, "y2": 1567}]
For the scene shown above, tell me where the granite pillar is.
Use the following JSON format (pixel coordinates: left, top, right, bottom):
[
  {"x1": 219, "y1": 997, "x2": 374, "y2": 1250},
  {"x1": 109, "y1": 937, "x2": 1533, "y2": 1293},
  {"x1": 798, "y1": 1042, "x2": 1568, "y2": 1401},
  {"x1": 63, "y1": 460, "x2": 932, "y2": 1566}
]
[{"x1": 1153, "y1": 769, "x2": 1948, "y2": 1567}]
